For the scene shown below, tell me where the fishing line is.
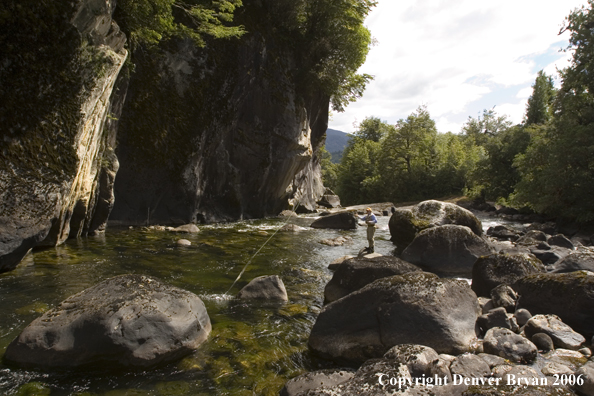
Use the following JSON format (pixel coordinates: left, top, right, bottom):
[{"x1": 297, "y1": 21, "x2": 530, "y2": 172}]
[{"x1": 224, "y1": 202, "x2": 300, "y2": 296}]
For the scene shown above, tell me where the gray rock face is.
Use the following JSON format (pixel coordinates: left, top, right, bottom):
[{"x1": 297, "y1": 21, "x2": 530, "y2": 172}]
[
  {"x1": 483, "y1": 327, "x2": 538, "y2": 363},
  {"x1": 279, "y1": 369, "x2": 355, "y2": 396},
  {"x1": 111, "y1": 7, "x2": 329, "y2": 225},
  {"x1": 471, "y1": 253, "x2": 545, "y2": 297},
  {"x1": 4, "y1": 274, "x2": 211, "y2": 368},
  {"x1": 389, "y1": 200, "x2": 483, "y2": 248},
  {"x1": 310, "y1": 212, "x2": 358, "y2": 230},
  {"x1": 553, "y1": 252, "x2": 594, "y2": 273},
  {"x1": 236, "y1": 275, "x2": 288, "y2": 302},
  {"x1": 402, "y1": 225, "x2": 494, "y2": 276},
  {"x1": 524, "y1": 315, "x2": 585, "y2": 350},
  {"x1": 0, "y1": 0, "x2": 128, "y2": 272},
  {"x1": 309, "y1": 272, "x2": 480, "y2": 365},
  {"x1": 317, "y1": 195, "x2": 341, "y2": 209},
  {"x1": 324, "y1": 256, "x2": 421, "y2": 303},
  {"x1": 513, "y1": 272, "x2": 594, "y2": 337}
]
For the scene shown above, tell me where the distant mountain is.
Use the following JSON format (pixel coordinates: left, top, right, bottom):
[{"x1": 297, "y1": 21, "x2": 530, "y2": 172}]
[{"x1": 325, "y1": 128, "x2": 351, "y2": 163}]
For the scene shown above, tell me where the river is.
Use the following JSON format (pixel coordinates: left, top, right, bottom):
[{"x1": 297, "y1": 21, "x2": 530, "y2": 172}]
[{"x1": 0, "y1": 214, "x2": 397, "y2": 395}]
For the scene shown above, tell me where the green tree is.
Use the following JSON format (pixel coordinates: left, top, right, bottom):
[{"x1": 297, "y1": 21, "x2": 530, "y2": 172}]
[
  {"x1": 512, "y1": 1, "x2": 594, "y2": 221},
  {"x1": 320, "y1": 146, "x2": 339, "y2": 191},
  {"x1": 525, "y1": 70, "x2": 556, "y2": 125},
  {"x1": 115, "y1": 0, "x2": 245, "y2": 50},
  {"x1": 462, "y1": 108, "x2": 513, "y2": 146},
  {"x1": 336, "y1": 139, "x2": 382, "y2": 205}
]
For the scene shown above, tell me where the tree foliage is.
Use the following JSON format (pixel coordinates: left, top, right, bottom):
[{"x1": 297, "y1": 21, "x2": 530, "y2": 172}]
[
  {"x1": 115, "y1": 0, "x2": 245, "y2": 50},
  {"x1": 525, "y1": 70, "x2": 556, "y2": 125}
]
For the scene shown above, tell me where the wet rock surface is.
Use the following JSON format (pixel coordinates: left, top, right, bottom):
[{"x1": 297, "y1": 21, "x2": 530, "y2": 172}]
[{"x1": 4, "y1": 274, "x2": 211, "y2": 369}]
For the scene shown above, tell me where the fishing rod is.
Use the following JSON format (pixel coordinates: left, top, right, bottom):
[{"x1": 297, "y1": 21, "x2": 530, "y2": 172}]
[{"x1": 224, "y1": 202, "x2": 300, "y2": 296}]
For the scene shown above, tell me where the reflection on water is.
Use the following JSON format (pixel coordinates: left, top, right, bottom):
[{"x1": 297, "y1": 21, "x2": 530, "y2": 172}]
[{"x1": 0, "y1": 215, "x2": 394, "y2": 395}]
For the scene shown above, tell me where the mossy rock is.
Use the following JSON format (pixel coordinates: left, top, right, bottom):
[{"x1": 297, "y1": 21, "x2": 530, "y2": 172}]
[{"x1": 472, "y1": 253, "x2": 545, "y2": 297}]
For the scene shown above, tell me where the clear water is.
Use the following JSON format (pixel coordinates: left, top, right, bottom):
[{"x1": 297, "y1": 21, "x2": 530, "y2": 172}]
[{"x1": 0, "y1": 215, "x2": 394, "y2": 395}]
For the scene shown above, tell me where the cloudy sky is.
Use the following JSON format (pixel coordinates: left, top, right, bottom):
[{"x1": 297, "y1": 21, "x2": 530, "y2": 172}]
[{"x1": 328, "y1": 0, "x2": 587, "y2": 134}]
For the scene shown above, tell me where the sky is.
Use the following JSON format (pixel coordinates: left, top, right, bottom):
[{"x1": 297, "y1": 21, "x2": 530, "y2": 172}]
[{"x1": 328, "y1": 0, "x2": 587, "y2": 134}]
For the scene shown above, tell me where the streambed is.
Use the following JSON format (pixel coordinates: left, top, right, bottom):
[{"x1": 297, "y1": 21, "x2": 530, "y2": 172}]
[{"x1": 0, "y1": 215, "x2": 396, "y2": 395}]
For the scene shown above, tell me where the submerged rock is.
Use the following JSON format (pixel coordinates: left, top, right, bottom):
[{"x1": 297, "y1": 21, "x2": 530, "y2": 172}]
[
  {"x1": 309, "y1": 272, "x2": 480, "y2": 364},
  {"x1": 4, "y1": 274, "x2": 211, "y2": 369}
]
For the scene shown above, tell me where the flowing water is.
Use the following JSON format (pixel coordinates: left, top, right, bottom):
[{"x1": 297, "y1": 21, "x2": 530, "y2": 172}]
[{"x1": 0, "y1": 215, "x2": 395, "y2": 396}]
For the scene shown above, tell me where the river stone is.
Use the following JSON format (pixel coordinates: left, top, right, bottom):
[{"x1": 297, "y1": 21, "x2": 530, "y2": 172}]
[
  {"x1": 517, "y1": 230, "x2": 548, "y2": 245},
  {"x1": 552, "y1": 251, "x2": 594, "y2": 273},
  {"x1": 532, "y1": 333, "x2": 555, "y2": 352},
  {"x1": 515, "y1": 308, "x2": 532, "y2": 327},
  {"x1": 324, "y1": 256, "x2": 421, "y2": 304},
  {"x1": 450, "y1": 353, "x2": 490, "y2": 379},
  {"x1": 524, "y1": 315, "x2": 585, "y2": 350},
  {"x1": 490, "y1": 284, "x2": 518, "y2": 312},
  {"x1": 477, "y1": 353, "x2": 506, "y2": 368},
  {"x1": 547, "y1": 234, "x2": 574, "y2": 250},
  {"x1": 310, "y1": 212, "x2": 357, "y2": 230},
  {"x1": 171, "y1": 224, "x2": 200, "y2": 233},
  {"x1": 471, "y1": 253, "x2": 545, "y2": 297},
  {"x1": 483, "y1": 327, "x2": 538, "y2": 363},
  {"x1": 278, "y1": 224, "x2": 307, "y2": 232},
  {"x1": 541, "y1": 361, "x2": 573, "y2": 376},
  {"x1": 465, "y1": 383, "x2": 575, "y2": 395},
  {"x1": 477, "y1": 307, "x2": 519, "y2": 335},
  {"x1": 389, "y1": 200, "x2": 483, "y2": 248},
  {"x1": 531, "y1": 248, "x2": 567, "y2": 266},
  {"x1": 486, "y1": 225, "x2": 521, "y2": 241},
  {"x1": 176, "y1": 239, "x2": 191, "y2": 246},
  {"x1": 279, "y1": 368, "x2": 355, "y2": 396},
  {"x1": 401, "y1": 225, "x2": 494, "y2": 276},
  {"x1": 4, "y1": 274, "x2": 211, "y2": 369},
  {"x1": 236, "y1": 275, "x2": 288, "y2": 302},
  {"x1": 308, "y1": 272, "x2": 480, "y2": 365},
  {"x1": 382, "y1": 344, "x2": 441, "y2": 377},
  {"x1": 513, "y1": 271, "x2": 594, "y2": 337},
  {"x1": 574, "y1": 361, "x2": 594, "y2": 396}
]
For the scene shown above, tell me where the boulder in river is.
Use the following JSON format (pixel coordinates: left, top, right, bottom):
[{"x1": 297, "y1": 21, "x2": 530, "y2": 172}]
[
  {"x1": 4, "y1": 274, "x2": 212, "y2": 369},
  {"x1": 236, "y1": 275, "x2": 288, "y2": 302},
  {"x1": 389, "y1": 200, "x2": 483, "y2": 248},
  {"x1": 309, "y1": 272, "x2": 480, "y2": 365},
  {"x1": 524, "y1": 314, "x2": 585, "y2": 350},
  {"x1": 401, "y1": 225, "x2": 494, "y2": 276},
  {"x1": 483, "y1": 327, "x2": 538, "y2": 363},
  {"x1": 513, "y1": 271, "x2": 594, "y2": 338},
  {"x1": 324, "y1": 256, "x2": 421, "y2": 304},
  {"x1": 552, "y1": 251, "x2": 594, "y2": 273},
  {"x1": 310, "y1": 211, "x2": 357, "y2": 230},
  {"x1": 471, "y1": 253, "x2": 545, "y2": 297}
]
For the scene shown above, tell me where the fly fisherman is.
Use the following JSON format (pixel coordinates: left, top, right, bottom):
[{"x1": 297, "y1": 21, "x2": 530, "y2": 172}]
[{"x1": 359, "y1": 207, "x2": 377, "y2": 253}]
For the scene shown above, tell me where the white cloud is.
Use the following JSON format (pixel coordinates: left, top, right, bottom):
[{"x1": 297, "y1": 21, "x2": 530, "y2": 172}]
[{"x1": 329, "y1": 0, "x2": 587, "y2": 134}]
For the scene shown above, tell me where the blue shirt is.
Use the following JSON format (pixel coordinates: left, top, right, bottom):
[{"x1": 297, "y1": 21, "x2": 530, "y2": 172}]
[{"x1": 360, "y1": 213, "x2": 377, "y2": 225}]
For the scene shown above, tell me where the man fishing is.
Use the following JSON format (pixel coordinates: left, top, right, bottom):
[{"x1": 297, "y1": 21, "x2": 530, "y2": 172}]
[{"x1": 360, "y1": 207, "x2": 377, "y2": 253}]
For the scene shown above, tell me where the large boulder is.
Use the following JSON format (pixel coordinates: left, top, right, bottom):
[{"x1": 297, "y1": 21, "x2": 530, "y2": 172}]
[
  {"x1": 389, "y1": 200, "x2": 483, "y2": 248},
  {"x1": 401, "y1": 225, "x2": 494, "y2": 276},
  {"x1": 513, "y1": 271, "x2": 594, "y2": 338},
  {"x1": 552, "y1": 251, "x2": 594, "y2": 273},
  {"x1": 324, "y1": 256, "x2": 421, "y2": 304},
  {"x1": 280, "y1": 368, "x2": 355, "y2": 396},
  {"x1": 310, "y1": 211, "x2": 358, "y2": 230},
  {"x1": 524, "y1": 315, "x2": 585, "y2": 350},
  {"x1": 236, "y1": 275, "x2": 288, "y2": 302},
  {"x1": 308, "y1": 272, "x2": 480, "y2": 365},
  {"x1": 483, "y1": 327, "x2": 538, "y2": 363},
  {"x1": 4, "y1": 274, "x2": 211, "y2": 369},
  {"x1": 471, "y1": 253, "x2": 545, "y2": 297}
]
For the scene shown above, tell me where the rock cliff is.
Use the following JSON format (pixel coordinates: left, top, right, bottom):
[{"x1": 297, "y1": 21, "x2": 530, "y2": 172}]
[
  {"x1": 0, "y1": 0, "x2": 127, "y2": 272},
  {"x1": 110, "y1": 5, "x2": 328, "y2": 224}
]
